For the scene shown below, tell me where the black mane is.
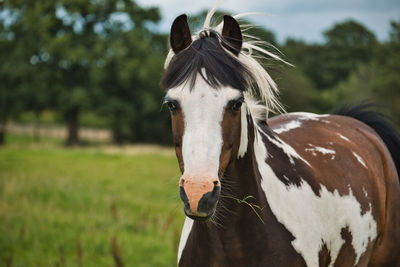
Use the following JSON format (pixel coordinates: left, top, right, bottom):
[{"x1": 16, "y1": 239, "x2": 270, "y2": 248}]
[{"x1": 161, "y1": 31, "x2": 250, "y2": 91}]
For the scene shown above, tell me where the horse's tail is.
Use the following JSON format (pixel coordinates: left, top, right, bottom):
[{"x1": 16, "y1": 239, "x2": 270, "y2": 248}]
[{"x1": 333, "y1": 102, "x2": 400, "y2": 178}]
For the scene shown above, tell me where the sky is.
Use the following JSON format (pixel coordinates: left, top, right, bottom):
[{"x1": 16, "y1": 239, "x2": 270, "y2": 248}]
[{"x1": 136, "y1": 0, "x2": 400, "y2": 43}]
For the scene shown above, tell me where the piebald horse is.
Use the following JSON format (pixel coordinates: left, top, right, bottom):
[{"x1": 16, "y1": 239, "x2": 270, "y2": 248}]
[{"x1": 160, "y1": 9, "x2": 400, "y2": 267}]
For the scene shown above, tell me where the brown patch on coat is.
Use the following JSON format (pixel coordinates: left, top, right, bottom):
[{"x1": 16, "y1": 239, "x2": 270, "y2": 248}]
[
  {"x1": 218, "y1": 106, "x2": 243, "y2": 177},
  {"x1": 319, "y1": 242, "x2": 331, "y2": 267},
  {"x1": 333, "y1": 227, "x2": 356, "y2": 267},
  {"x1": 170, "y1": 109, "x2": 185, "y2": 173}
]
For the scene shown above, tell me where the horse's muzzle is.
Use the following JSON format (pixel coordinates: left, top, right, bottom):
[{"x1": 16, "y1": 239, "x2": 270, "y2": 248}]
[{"x1": 179, "y1": 177, "x2": 221, "y2": 220}]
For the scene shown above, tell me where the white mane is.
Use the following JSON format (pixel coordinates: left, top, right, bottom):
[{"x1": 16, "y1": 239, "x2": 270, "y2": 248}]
[{"x1": 164, "y1": 6, "x2": 289, "y2": 120}]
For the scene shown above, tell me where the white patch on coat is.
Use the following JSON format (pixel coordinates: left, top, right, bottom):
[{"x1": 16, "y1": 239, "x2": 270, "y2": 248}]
[
  {"x1": 305, "y1": 144, "x2": 336, "y2": 160},
  {"x1": 273, "y1": 120, "x2": 302, "y2": 134},
  {"x1": 263, "y1": 132, "x2": 311, "y2": 167},
  {"x1": 237, "y1": 103, "x2": 248, "y2": 158},
  {"x1": 254, "y1": 130, "x2": 377, "y2": 267},
  {"x1": 177, "y1": 217, "x2": 194, "y2": 263},
  {"x1": 363, "y1": 188, "x2": 368, "y2": 197},
  {"x1": 352, "y1": 152, "x2": 367, "y2": 169},
  {"x1": 337, "y1": 133, "x2": 351, "y2": 142},
  {"x1": 166, "y1": 76, "x2": 242, "y2": 177},
  {"x1": 290, "y1": 112, "x2": 329, "y2": 121}
]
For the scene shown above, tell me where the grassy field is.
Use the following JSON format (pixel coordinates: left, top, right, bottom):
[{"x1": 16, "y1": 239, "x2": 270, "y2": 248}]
[{"x1": 0, "y1": 135, "x2": 184, "y2": 266}]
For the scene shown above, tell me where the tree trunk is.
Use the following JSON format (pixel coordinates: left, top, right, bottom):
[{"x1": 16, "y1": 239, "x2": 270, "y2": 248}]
[
  {"x1": 0, "y1": 129, "x2": 4, "y2": 146},
  {"x1": 65, "y1": 109, "x2": 80, "y2": 146},
  {"x1": 33, "y1": 111, "x2": 41, "y2": 142},
  {"x1": 0, "y1": 117, "x2": 6, "y2": 147},
  {"x1": 111, "y1": 115, "x2": 125, "y2": 144}
]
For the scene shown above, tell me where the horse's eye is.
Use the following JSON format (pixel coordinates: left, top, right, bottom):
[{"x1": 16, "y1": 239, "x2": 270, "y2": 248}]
[
  {"x1": 166, "y1": 100, "x2": 179, "y2": 112},
  {"x1": 229, "y1": 98, "x2": 244, "y2": 112}
]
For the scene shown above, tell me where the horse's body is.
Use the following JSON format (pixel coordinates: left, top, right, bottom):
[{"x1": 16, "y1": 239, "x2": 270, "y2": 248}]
[
  {"x1": 161, "y1": 8, "x2": 400, "y2": 267},
  {"x1": 178, "y1": 112, "x2": 400, "y2": 267}
]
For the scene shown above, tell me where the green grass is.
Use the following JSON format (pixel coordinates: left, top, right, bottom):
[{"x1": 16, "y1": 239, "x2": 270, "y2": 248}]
[{"x1": 0, "y1": 135, "x2": 183, "y2": 266}]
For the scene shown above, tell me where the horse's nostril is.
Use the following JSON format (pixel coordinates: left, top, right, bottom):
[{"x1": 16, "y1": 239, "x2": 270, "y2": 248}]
[
  {"x1": 179, "y1": 186, "x2": 190, "y2": 209},
  {"x1": 197, "y1": 183, "x2": 221, "y2": 214}
]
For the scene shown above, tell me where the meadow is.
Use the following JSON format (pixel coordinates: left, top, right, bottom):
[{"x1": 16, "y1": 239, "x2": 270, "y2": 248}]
[{"x1": 0, "y1": 135, "x2": 184, "y2": 266}]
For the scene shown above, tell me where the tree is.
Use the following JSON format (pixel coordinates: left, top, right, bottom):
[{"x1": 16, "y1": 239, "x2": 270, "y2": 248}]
[
  {"x1": 322, "y1": 20, "x2": 378, "y2": 88},
  {"x1": 368, "y1": 20, "x2": 400, "y2": 121},
  {"x1": 0, "y1": 36, "x2": 22, "y2": 146},
  {"x1": 0, "y1": 0, "x2": 166, "y2": 145},
  {"x1": 323, "y1": 21, "x2": 400, "y2": 120},
  {"x1": 282, "y1": 39, "x2": 326, "y2": 90},
  {"x1": 0, "y1": 6, "x2": 30, "y2": 146},
  {"x1": 282, "y1": 21, "x2": 378, "y2": 91},
  {"x1": 274, "y1": 67, "x2": 321, "y2": 113},
  {"x1": 91, "y1": 28, "x2": 169, "y2": 143}
]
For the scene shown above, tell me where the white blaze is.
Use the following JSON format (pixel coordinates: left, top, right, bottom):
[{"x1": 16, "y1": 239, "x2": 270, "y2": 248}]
[
  {"x1": 169, "y1": 76, "x2": 243, "y2": 264},
  {"x1": 167, "y1": 76, "x2": 242, "y2": 177}
]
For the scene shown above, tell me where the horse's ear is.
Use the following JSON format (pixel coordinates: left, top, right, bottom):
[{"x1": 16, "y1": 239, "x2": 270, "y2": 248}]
[
  {"x1": 221, "y1": 15, "x2": 242, "y2": 56},
  {"x1": 170, "y1": 14, "x2": 192, "y2": 54}
]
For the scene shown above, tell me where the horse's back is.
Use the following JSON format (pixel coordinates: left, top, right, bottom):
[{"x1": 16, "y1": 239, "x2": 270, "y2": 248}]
[{"x1": 268, "y1": 112, "x2": 400, "y2": 266}]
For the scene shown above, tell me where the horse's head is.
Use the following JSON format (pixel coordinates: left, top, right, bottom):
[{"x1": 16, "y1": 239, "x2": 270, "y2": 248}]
[{"x1": 161, "y1": 14, "x2": 249, "y2": 220}]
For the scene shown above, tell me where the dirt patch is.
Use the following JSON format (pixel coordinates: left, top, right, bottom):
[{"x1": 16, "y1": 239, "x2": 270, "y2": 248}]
[{"x1": 99, "y1": 144, "x2": 175, "y2": 156}]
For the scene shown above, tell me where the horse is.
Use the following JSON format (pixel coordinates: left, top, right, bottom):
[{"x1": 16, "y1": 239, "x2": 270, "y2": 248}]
[{"x1": 160, "y1": 8, "x2": 400, "y2": 267}]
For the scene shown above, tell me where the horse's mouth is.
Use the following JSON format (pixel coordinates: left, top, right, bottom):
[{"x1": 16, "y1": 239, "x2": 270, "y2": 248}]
[
  {"x1": 183, "y1": 206, "x2": 216, "y2": 221},
  {"x1": 186, "y1": 213, "x2": 212, "y2": 221}
]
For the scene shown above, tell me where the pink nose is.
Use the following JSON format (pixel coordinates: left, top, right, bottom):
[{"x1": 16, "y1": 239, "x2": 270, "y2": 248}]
[{"x1": 179, "y1": 175, "x2": 221, "y2": 218}]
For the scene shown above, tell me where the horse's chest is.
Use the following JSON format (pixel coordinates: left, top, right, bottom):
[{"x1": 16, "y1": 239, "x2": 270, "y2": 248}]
[{"x1": 179, "y1": 216, "x2": 307, "y2": 267}]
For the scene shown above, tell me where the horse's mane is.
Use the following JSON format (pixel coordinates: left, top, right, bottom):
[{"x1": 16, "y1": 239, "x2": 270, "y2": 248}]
[
  {"x1": 163, "y1": 6, "x2": 289, "y2": 120},
  {"x1": 161, "y1": 30, "x2": 251, "y2": 92}
]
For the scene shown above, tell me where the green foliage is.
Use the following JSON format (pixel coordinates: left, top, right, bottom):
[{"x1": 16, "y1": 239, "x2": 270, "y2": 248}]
[
  {"x1": 0, "y1": 0, "x2": 169, "y2": 145},
  {"x1": 274, "y1": 67, "x2": 321, "y2": 113},
  {"x1": 321, "y1": 20, "x2": 378, "y2": 89},
  {"x1": 370, "y1": 21, "x2": 400, "y2": 121},
  {"x1": 277, "y1": 19, "x2": 400, "y2": 118},
  {"x1": 90, "y1": 27, "x2": 169, "y2": 143},
  {"x1": 282, "y1": 20, "x2": 378, "y2": 91},
  {"x1": 282, "y1": 39, "x2": 326, "y2": 89},
  {"x1": 389, "y1": 21, "x2": 400, "y2": 42},
  {"x1": 324, "y1": 20, "x2": 400, "y2": 120},
  {"x1": 0, "y1": 138, "x2": 183, "y2": 266}
]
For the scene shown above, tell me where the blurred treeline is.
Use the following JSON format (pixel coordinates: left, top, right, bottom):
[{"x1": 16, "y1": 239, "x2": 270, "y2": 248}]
[{"x1": 0, "y1": 1, "x2": 399, "y2": 146}]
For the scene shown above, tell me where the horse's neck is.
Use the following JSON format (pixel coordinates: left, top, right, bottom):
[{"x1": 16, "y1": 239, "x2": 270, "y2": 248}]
[{"x1": 222, "y1": 119, "x2": 267, "y2": 219}]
